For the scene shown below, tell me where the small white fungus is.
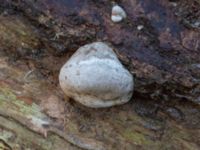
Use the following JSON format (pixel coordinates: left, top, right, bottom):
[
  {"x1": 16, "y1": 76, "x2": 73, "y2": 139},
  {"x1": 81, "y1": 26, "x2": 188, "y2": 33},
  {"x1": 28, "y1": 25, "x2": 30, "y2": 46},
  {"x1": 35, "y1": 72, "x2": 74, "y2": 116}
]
[
  {"x1": 137, "y1": 25, "x2": 144, "y2": 31},
  {"x1": 111, "y1": 5, "x2": 127, "y2": 23}
]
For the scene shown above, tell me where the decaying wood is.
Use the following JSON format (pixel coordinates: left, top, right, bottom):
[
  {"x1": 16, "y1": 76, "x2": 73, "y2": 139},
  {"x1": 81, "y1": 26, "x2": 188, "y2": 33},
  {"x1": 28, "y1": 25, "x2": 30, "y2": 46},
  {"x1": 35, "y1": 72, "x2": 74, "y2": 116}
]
[
  {"x1": 0, "y1": 81, "x2": 105, "y2": 150},
  {"x1": 0, "y1": 0, "x2": 200, "y2": 150}
]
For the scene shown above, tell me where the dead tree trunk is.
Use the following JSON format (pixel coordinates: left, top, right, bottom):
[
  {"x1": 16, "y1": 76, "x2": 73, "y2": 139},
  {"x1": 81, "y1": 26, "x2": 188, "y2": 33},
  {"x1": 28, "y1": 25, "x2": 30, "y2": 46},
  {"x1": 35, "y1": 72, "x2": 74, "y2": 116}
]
[{"x1": 0, "y1": 0, "x2": 200, "y2": 150}]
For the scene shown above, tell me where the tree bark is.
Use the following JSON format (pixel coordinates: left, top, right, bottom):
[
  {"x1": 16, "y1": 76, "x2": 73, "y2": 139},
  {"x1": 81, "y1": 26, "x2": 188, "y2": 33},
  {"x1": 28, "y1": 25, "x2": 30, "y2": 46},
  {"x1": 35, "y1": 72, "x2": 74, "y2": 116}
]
[{"x1": 0, "y1": 0, "x2": 200, "y2": 150}]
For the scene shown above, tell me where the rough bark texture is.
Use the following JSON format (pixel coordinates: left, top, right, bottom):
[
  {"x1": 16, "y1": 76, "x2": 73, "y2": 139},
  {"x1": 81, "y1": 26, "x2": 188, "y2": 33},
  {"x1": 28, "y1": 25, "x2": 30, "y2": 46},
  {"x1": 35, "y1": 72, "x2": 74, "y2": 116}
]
[{"x1": 0, "y1": 0, "x2": 200, "y2": 150}]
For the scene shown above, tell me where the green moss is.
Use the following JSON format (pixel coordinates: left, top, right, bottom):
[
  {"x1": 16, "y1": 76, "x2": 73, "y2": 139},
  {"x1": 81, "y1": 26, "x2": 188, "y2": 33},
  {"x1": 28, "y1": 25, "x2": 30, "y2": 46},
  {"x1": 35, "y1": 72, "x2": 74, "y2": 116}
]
[
  {"x1": 1, "y1": 86, "x2": 34, "y2": 109},
  {"x1": 0, "y1": 142, "x2": 11, "y2": 150},
  {"x1": 122, "y1": 129, "x2": 150, "y2": 145},
  {"x1": 0, "y1": 128, "x2": 14, "y2": 145},
  {"x1": 0, "y1": 116, "x2": 51, "y2": 150},
  {"x1": 0, "y1": 16, "x2": 39, "y2": 49},
  {"x1": 65, "y1": 121, "x2": 79, "y2": 134},
  {"x1": 0, "y1": 127, "x2": 13, "y2": 150},
  {"x1": 0, "y1": 88, "x2": 16, "y2": 101},
  {"x1": 0, "y1": 86, "x2": 48, "y2": 128}
]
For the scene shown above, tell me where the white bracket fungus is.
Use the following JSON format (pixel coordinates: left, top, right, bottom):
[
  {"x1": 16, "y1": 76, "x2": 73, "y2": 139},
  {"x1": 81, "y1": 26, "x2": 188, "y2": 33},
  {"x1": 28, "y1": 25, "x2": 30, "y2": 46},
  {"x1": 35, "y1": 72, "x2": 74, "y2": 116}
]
[
  {"x1": 59, "y1": 42, "x2": 134, "y2": 108},
  {"x1": 111, "y1": 5, "x2": 127, "y2": 23}
]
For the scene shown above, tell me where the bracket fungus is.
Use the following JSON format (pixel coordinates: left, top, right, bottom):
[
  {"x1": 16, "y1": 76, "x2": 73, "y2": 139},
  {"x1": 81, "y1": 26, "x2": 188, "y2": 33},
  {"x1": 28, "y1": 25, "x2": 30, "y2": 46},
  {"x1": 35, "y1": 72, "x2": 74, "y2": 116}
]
[
  {"x1": 111, "y1": 5, "x2": 127, "y2": 23},
  {"x1": 59, "y1": 42, "x2": 134, "y2": 108}
]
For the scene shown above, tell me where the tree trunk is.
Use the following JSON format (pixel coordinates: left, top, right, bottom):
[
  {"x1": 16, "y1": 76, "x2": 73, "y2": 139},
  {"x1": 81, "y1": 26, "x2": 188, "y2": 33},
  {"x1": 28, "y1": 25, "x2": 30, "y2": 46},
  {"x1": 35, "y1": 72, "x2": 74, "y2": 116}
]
[{"x1": 0, "y1": 0, "x2": 200, "y2": 150}]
